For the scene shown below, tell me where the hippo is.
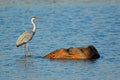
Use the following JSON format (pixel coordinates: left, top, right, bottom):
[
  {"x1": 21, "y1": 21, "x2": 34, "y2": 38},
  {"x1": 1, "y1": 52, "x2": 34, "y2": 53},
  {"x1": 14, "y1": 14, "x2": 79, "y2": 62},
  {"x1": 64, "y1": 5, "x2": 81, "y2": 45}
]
[{"x1": 44, "y1": 45, "x2": 100, "y2": 60}]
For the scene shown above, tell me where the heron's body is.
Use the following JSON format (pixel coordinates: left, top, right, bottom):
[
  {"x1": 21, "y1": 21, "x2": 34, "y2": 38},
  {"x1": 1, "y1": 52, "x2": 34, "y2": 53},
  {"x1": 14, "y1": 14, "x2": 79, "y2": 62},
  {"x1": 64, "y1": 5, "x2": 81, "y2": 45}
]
[
  {"x1": 16, "y1": 17, "x2": 40, "y2": 56},
  {"x1": 16, "y1": 31, "x2": 34, "y2": 47}
]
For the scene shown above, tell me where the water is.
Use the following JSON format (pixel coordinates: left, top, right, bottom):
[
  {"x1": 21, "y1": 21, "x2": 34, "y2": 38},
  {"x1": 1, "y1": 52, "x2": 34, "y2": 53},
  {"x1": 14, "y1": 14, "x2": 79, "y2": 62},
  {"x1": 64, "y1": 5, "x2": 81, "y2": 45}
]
[{"x1": 0, "y1": 3, "x2": 120, "y2": 80}]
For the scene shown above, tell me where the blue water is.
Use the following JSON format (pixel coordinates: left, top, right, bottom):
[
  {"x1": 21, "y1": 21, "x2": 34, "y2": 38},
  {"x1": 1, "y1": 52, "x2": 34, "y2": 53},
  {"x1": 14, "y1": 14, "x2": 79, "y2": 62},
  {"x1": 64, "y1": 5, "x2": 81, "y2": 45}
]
[{"x1": 0, "y1": 4, "x2": 120, "y2": 80}]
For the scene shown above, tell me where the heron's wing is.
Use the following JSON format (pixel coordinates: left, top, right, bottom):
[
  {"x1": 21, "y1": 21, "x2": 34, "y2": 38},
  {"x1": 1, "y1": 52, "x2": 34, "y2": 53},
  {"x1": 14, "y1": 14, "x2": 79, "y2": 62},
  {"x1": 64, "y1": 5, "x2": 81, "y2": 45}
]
[{"x1": 16, "y1": 31, "x2": 34, "y2": 47}]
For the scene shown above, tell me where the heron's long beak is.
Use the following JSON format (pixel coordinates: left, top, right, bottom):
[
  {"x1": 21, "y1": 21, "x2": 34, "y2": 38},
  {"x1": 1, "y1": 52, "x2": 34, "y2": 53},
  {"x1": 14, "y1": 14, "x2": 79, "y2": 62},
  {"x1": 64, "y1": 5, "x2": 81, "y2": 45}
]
[{"x1": 36, "y1": 17, "x2": 40, "y2": 20}]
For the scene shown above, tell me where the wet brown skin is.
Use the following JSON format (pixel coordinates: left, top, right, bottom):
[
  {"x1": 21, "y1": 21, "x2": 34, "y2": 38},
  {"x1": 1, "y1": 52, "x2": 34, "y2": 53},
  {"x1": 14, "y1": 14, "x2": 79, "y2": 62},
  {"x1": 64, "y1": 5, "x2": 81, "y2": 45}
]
[{"x1": 44, "y1": 45, "x2": 100, "y2": 60}]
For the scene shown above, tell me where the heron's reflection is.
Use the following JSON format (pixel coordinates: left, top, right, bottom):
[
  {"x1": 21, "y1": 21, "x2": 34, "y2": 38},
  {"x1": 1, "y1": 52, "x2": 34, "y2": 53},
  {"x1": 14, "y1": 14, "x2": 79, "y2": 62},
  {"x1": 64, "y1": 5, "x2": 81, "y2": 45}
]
[
  {"x1": 16, "y1": 55, "x2": 40, "y2": 80},
  {"x1": 17, "y1": 55, "x2": 43, "y2": 68},
  {"x1": 17, "y1": 56, "x2": 34, "y2": 69}
]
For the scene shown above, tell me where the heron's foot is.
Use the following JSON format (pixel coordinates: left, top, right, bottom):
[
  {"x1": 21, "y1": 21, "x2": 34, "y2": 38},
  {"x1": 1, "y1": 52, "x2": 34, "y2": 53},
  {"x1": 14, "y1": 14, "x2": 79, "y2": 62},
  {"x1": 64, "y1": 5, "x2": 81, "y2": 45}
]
[
  {"x1": 28, "y1": 53, "x2": 33, "y2": 57},
  {"x1": 24, "y1": 54, "x2": 27, "y2": 57}
]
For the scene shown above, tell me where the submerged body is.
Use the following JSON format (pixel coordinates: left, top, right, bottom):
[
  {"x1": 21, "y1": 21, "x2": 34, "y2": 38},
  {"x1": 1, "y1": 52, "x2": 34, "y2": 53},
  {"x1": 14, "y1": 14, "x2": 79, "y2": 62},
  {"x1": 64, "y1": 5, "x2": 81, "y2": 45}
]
[
  {"x1": 16, "y1": 17, "x2": 40, "y2": 56},
  {"x1": 44, "y1": 45, "x2": 100, "y2": 60}
]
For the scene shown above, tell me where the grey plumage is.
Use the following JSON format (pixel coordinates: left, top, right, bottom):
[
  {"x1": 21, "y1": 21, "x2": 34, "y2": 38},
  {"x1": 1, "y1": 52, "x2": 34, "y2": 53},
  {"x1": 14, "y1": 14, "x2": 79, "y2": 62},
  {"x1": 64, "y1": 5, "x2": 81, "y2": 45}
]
[{"x1": 16, "y1": 31, "x2": 34, "y2": 47}]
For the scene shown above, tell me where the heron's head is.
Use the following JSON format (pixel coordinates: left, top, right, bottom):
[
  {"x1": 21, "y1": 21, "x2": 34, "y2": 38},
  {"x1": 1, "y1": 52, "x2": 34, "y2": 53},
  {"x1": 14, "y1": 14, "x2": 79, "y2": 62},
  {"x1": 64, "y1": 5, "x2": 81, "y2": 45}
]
[{"x1": 31, "y1": 17, "x2": 40, "y2": 21}]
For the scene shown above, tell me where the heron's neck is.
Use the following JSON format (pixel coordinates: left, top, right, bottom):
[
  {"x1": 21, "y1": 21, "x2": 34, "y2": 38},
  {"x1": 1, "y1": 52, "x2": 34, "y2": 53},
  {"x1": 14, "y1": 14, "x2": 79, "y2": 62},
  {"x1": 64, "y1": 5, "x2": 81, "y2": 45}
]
[{"x1": 31, "y1": 19, "x2": 36, "y2": 32}]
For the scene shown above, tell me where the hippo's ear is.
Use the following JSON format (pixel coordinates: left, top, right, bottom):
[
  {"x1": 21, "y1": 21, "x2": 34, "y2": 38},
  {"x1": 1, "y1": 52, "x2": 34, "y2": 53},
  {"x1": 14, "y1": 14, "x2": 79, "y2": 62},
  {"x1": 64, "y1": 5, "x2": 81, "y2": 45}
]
[{"x1": 66, "y1": 47, "x2": 74, "y2": 52}]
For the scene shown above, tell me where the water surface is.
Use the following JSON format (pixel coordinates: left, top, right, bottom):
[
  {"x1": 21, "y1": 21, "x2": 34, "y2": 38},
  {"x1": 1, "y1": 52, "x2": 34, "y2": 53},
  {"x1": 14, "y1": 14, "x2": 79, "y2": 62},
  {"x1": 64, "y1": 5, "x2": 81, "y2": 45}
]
[{"x1": 0, "y1": 4, "x2": 120, "y2": 80}]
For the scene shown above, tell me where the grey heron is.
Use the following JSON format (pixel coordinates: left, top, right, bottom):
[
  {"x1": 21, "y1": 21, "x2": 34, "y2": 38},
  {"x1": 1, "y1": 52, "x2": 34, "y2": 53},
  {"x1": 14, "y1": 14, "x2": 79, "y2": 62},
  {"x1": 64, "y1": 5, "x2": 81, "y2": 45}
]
[{"x1": 16, "y1": 17, "x2": 40, "y2": 56}]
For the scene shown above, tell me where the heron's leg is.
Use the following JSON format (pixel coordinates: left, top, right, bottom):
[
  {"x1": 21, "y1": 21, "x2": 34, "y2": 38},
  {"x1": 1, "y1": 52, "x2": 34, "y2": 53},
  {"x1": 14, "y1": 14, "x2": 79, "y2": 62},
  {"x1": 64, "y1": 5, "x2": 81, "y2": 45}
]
[
  {"x1": 26, "y1": 43, "x2": 32, "y2": 56},
  {"x1": 24, "y1": 44, "x2": 27, "y2": 57}
]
